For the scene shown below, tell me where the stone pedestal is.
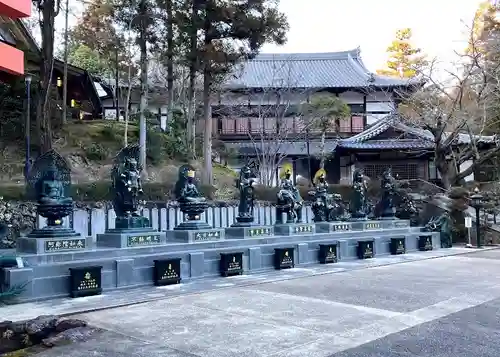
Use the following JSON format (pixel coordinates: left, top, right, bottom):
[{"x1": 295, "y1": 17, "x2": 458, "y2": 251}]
[
  {"x1": 166, "y1": 228, "x2": 225, "y2": 243},
  {"x1": 232, "y1": 216, "x2": 254, "y2": 227},
  {"x1": 274, "y1": 223, "x2": 315, "y2": 236},
  {"x1": 17, "y1": 235, "x2": 91, "y2": 254},
  {"x1": 225, "y1": 225, "x2": 274, "y2": 239},
  {"x1": 315, "y1": 222, "x2": 352, "y2": 233},
  {"x1": 17, "y1": 225, "x2": 88, "y2": 254},
  {"x1": 97, "y1": 228, "x2": 166, "y2": 248}
]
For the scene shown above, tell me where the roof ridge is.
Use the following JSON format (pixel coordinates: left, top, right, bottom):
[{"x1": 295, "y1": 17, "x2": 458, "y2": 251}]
[{"x1": 253, "y1": 49, "x2": 361, "y2": 61}]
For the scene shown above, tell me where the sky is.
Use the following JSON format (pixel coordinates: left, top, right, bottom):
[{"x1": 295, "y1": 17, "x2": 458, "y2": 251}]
[
  {"x1": 54, "y1": 0, "x2": 486, "y2": 75},
  {"x1": 260, "y1": 0, "x2": 485, "y2": 73}
]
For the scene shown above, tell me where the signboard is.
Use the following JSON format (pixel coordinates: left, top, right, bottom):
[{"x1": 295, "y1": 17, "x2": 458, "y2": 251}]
[{"x1": 465, "y1": 217, "x2": 472, "y2": 228}]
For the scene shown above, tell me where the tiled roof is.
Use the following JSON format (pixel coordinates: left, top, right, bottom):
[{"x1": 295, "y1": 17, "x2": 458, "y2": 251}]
[
  {"x1": 224, "y1": 140, "x2": 338, "y2": 156},
  {"x1": 338, "y1": 113, "x2": 497, "y2": 149},
  {"x1": 224, "y1": 48, "x2": 413, "y2": 89},
  {"x1": 338, "y1": 139, "x2": 434, "y2": 150}
]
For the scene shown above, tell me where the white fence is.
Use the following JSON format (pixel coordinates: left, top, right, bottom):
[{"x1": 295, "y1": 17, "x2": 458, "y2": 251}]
[{"x1": 39, "y1": 204, "x2": 315, "y2": 240}]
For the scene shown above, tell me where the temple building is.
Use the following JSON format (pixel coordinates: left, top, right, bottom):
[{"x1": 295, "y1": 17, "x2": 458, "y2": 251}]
[
  {"x1": 0, "y1": 18, "x2": 103, "y2": 119},
  {"x1": 213, "y1": 49, "x2": 419, "y2": 184},
  {"x1": 213, "y1": 49, "x2": 497, "y2": 185}
]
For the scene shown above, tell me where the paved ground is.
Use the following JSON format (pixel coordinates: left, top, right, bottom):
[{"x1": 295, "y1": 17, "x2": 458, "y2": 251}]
[
  {"x1": 4, "y1": 248, "x2": 500, "y2": 356},
  {"x1": 19, "y1": 248, "x2": 500, "y2": 357}
]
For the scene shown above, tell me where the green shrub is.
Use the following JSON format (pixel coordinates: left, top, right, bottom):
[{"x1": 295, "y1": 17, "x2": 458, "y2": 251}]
[
  {"x1": 0, "y1": 182, "x2": 217, "y2": 202},
  {"x1": 82, "y1": 142, "x2": 109, "y2": 161}
]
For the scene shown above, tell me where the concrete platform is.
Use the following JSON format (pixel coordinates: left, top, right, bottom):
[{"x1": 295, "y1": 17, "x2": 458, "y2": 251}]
[{"x1": 2, "y1": 220, "x2": 439, "y2": 303}]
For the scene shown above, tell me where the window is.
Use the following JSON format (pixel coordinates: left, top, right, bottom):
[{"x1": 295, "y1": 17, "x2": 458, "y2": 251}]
[
  {"x1": 338, "y1": 118, "x2": 351, "y2": 133},
  {"x1": 265, "y1": 117, "x2": 277, "y2": 133},
  {"x1": 250, "y1": 117, "x2": 263, "y2": 133},
  {"x1": 351, "y1": 116, "x2": 364, "y2": 132},
  {"x1": 220, "y1": 118, "x2": 235, "y2": 133},
  {"x1": 348, "y1": 104, "x2": 364, "y2": 114},
  {"x1": 363, "y1": 163, "x2": 419, "y2": 180},
  {"x1": 235, "y1": 118, "x2": 248, "y2": 133}
]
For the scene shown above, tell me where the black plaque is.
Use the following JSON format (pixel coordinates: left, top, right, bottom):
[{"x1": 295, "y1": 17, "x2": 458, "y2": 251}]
[
  {"x1": 418, "y1": 235, "x2": 433, "y2": 251},
  {"x1": 390, "y1": 237, "x2": 406, "y2": 255},
  {"x1": 220, "y1": 252, "x2": 243, "y2": 277},
  {"x1": 274, "y1": 247, "x2": 294, "y2": 269},
  {"x1": 319, "y1": 243, "x2": 338, "y2": 264},
  {"x1": 357, "y1": 240, "x2": 374, "y2": 259},
  {"x1": 69, "y1": 266, "x2": 102, "y2": 298},
  {"x1": 154, "y1": 258, "x2": 181, "y2": 286}
]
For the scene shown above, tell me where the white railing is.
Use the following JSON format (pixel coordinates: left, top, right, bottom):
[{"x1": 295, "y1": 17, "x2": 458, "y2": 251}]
[{"x1": 38, "y1": 204, "x2": 315, "y2": 241}]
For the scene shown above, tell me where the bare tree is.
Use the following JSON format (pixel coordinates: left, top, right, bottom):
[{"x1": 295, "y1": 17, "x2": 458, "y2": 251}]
[
  {"x1": 397, "y1": 27, "x2": 500, "y2": 189},
  {"x1": 218, "y1": 64, "x2": 312, "y2": 186}
]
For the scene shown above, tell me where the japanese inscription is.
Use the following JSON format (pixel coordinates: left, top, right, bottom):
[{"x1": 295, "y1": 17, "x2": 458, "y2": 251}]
[
  {"x1": 127, "y1": 235, "x2": 161, "y2": 247},
  {"x1": 45, "y1": 239, "x2": 85, "y2": 252},
  {"x1": 77, "y1": 271, "x2": 99, "y2": 291},
  {"x1": 194, "y1": 230, "x2": 222, "y2": 241},
  {"x1": 294, "y1": 225, "x2": 313, "y2": 233},
  {"x1": 332, "y1": 223, "x2": 351, "y2": 231},
  {"x1": 365, "y1": 222, "x2": 381, "y2": 230},
  {"x1": 249, "y1": 228, "x2": 272, "y2": 237}
]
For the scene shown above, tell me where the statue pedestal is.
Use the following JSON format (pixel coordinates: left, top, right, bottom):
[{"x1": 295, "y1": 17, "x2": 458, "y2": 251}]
[
  {"x1": 274, "y1": 223, "x2": 315, "y2": 236},
  {"x1": 315, "y1": 222, "x2": 352, "y2": 233},
  {"x1": 225, "y1": 225, "x2": 274, "y2": 239},
  {"x1": 232, "y1": 216, "x2": 254, "y2": 227},
  {"x1": 97, "y1": 228, "x2": 166, "y2": 248},
  {"x1": 96, "y1": 216, "x2": 166, "y2": 248},
  {"x1": 166, "y1": 228, "x2": 225, "y2": 243},
  {"x1": 17, "y1": 227, "x2": 90, "y2": 254}
]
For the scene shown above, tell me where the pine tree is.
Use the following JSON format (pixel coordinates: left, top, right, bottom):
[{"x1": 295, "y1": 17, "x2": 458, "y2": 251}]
[{"x1": 377, "y1": 28, "x2": 426, "y2": 78}]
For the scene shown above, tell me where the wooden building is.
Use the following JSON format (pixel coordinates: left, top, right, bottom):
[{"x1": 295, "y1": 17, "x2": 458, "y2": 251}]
[
  {"x1": 213, "y1": 49, "x2": 416, "y2": 184},
  {"x1": 0, "y1": 18, "x2": 103, "y2": 118}
]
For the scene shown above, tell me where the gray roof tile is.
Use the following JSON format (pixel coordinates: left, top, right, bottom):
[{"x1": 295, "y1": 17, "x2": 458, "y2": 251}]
[{"x1": 224, "y1": 48, "x2": 411, "y2": 89}]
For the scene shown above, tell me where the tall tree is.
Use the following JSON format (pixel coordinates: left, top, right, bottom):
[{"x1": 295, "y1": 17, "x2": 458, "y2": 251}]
[
  {"x1": 377, "y1": 28, "x2": 426, "y2": 78},
  {"x1": 304, "y1": 94, "x2": 350, "y2": 170},
  {"x1": 195, "y1": 0, "x2": 289, "y2": 184},
  {"x1": 32, "y1": 0, "x2": 62, "y2": 153},
  {"x1": 115, "y1": 0, "x2": 160, "y2": 170}
]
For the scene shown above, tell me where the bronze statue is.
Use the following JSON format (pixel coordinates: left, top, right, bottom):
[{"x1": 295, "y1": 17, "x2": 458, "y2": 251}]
[
  {"x1": 276, "y1": 163, "x2": 303, "y2": 224},
  {"x1": 175, "y1": 167, "x2": 206, "y2": 203},
  {"x1": 234, "y1": 163, "x2": 257, "y2": 225},
  {"x1": 309, "y1": 168, "x2": 347, "y2": 221},
  {"x1": 111, "y1": 145, "x2": 150, "y2": 229},
  {"x1": 350, "y1": 169, "x2": 368, "y2": 220},
  {"x1": 174, "y1": 165, "x2": 210, "y2": 230},
  {"x1": 112, "y1": 145, "x2": 144, "y2": 217},
  {"x1": 378, "y1": 167, "x2": 396, "y2": 218},
  {"x1": 423, "y1": 213, "x2": 452, "y2": 248},
  {"x1": 26, "y1": 149, "x2": 79, "y2": 237}
]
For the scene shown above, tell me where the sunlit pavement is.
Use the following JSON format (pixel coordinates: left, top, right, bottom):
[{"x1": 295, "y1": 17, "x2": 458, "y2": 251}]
[{"x1": 19, "y1": 248, "x2": 500, "y2": 357}]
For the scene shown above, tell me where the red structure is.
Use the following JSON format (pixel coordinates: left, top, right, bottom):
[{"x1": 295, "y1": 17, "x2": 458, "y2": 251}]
[{"x1": 0, "y1": 0, "x2": 30, "y2": 75}]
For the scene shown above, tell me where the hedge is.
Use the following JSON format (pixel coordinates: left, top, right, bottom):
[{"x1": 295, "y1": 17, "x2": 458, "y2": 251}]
[
  {"x1": 0, "y1": 182, "x2": 357, "y2": 203},
  {"x1": 0, "y1": 182, "x2": 217, "y2": 202}
]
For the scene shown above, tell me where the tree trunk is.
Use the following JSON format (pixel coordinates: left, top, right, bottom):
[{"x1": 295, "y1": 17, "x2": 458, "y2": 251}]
[
  {"x1": 138, "y1": 12, "x2": 148, "y2": 170},
  {"x1": 186, "y1": 0, "x2": 198, "y2": 159},
  {"x1": 37, "y1": 0, "x2": 58, "y2": 153},
  {"x1": 435, "y1": 155, "x2": 455, "y2": 190},
  {"x1": 319, "y1": 130, "x2": 326, "y2": 169},
  {"x1": 202, "y1": 68, "x2": 213, "y2": 185},
  {"x1": 166, "y1": 0, "x2": 174, "y2": 131}
]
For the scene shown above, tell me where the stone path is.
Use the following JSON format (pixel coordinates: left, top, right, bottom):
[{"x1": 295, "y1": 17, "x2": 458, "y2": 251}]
[
  {"x1": 0, "y1": 246, "x2": 487, "y2": 322},
  {"x1": 8, "y1": 247, "x2": 500, "y2": 357}
]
